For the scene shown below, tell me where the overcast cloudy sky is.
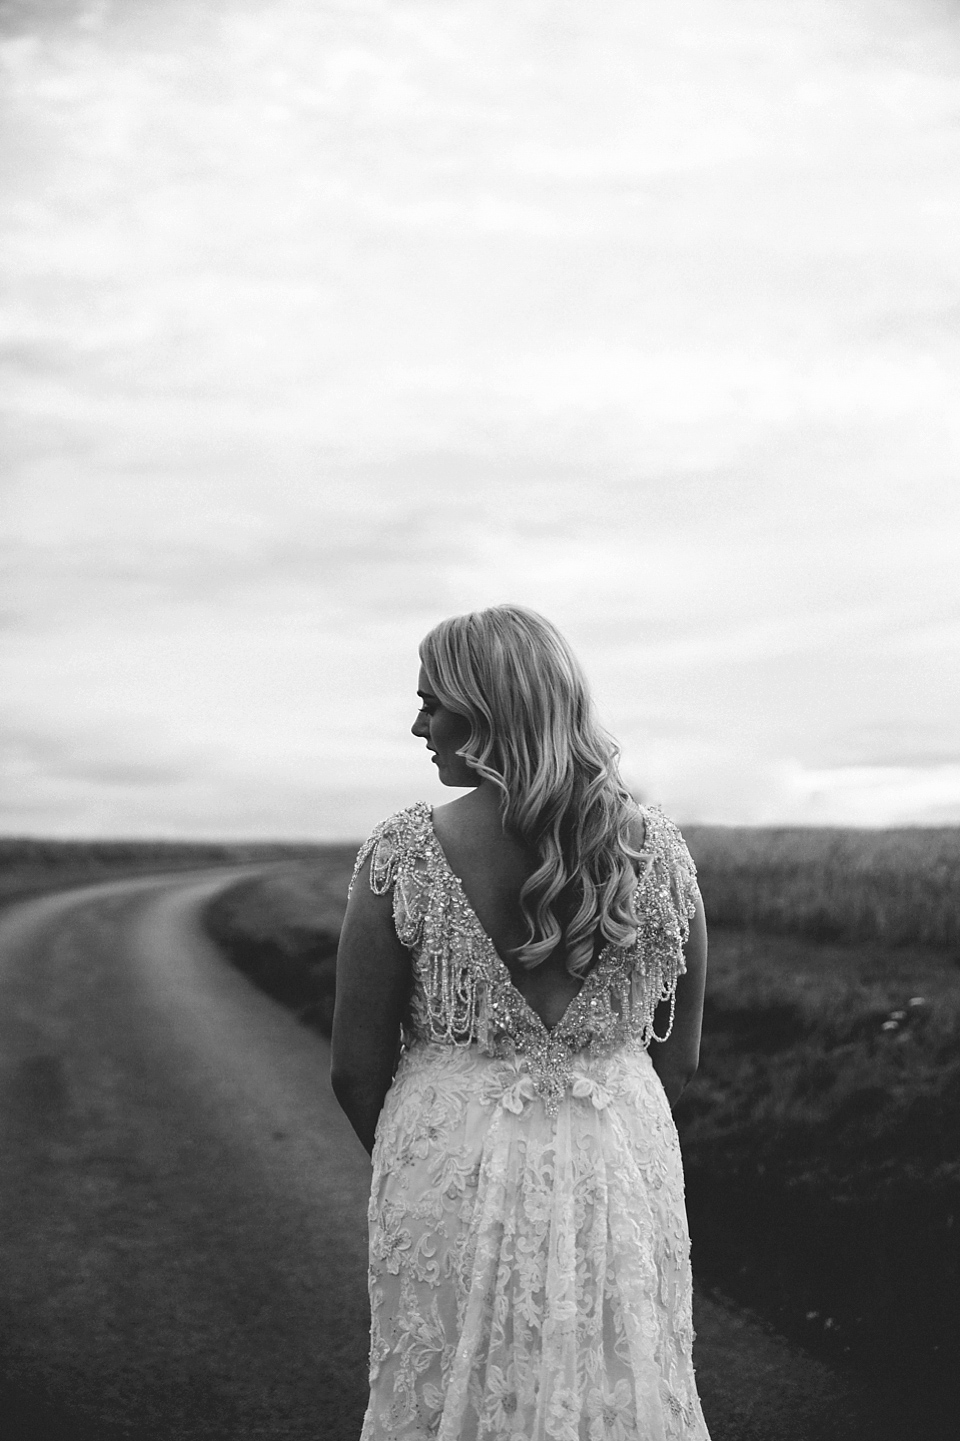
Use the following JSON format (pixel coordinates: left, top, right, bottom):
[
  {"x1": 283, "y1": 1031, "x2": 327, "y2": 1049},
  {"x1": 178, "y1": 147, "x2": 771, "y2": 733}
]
[{"x1": 3, "y1": 0, "x2": 959, "y2": 839}]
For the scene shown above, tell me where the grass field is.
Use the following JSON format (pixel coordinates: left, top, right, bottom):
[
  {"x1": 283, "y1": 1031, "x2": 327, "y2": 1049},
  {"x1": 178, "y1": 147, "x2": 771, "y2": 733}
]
[
  {"x1": 198, "y1": 823, "x2": 960, "y2": 1394},
  {"x1": 684, "y1": 826, "x2": 960, "y2": 1382},
  {"x1": 685, "y1": 824, "x2": 960, "y2": 951}
]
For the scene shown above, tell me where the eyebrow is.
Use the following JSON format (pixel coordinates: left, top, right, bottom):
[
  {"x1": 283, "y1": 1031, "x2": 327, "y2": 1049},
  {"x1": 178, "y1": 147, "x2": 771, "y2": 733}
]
[{"x1": 417, "y1": 690, "x2": 438, "y2": 700}]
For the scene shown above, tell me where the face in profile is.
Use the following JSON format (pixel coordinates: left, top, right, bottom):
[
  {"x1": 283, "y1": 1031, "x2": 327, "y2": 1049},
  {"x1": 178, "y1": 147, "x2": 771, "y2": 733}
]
[{"x1": 411, "y1": 665, "x2": 478, "y2": 788}]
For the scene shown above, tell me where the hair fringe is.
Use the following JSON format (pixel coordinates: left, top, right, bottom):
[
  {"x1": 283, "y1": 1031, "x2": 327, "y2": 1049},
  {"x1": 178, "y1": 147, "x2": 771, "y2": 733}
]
[{"x1": 419, "y1": 604, "x2": 645, "y2": 977}]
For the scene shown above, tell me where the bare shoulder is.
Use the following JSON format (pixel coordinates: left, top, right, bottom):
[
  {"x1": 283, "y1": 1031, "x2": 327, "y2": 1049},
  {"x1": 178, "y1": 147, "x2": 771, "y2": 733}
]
[
  {"x1": 433, "y1": 792, "x2": 528, "y2": 857},
  {"x1": 431, "y1": 792, "x2": 537, "y2": 901},
  {"x1": 429, "y1": 793, "x2": 468, "y2": 835}
]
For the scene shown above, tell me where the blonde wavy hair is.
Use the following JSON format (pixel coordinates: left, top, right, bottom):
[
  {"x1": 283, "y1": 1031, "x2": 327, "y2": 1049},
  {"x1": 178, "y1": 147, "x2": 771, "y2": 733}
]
[{"x1": 419, "y1": 604, "x2": 645, "y2": 977}]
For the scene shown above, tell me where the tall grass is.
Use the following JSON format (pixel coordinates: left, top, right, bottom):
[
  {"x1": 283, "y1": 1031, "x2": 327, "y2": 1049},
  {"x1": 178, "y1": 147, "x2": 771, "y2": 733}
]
[{"x1": 684, "y1": 826, "x2": 960, "y2": 950}]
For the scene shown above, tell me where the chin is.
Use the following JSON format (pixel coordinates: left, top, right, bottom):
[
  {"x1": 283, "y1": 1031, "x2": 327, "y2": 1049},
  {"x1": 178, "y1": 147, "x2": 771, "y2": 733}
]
[{"x1": 431, "y1": 754, "x2": 479, "y2": 788}]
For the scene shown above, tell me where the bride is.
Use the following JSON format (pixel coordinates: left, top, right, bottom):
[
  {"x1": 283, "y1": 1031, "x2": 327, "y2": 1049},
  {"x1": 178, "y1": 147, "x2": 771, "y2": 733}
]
[{"x1": 331, "y1": 604, "x2": 711, "y2": 1440}]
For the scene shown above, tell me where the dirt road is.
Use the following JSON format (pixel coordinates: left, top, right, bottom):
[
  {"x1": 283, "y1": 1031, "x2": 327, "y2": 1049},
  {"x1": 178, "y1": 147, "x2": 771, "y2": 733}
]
[{"x1": 0, "y1": 876, "x2": 929, "y2": 1440}]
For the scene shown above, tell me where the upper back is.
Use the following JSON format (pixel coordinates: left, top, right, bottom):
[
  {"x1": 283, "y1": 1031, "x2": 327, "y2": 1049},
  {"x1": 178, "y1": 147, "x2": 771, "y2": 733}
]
[
  {"x1": 350, "y1": 798, "x2": 696, "y2": 1060},
  {"x1": 430, "y1": 794, "x2": 647, "y2": 1028},
  {"x1": 430, "y1": 798, "x2": 536, "y2": 962}
]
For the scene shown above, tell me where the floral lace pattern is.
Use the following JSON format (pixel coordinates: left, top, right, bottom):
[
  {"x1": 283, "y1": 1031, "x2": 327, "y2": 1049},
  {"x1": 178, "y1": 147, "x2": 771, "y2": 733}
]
[{"x1": 352, "y1": 804, "x2": 710, "y2": 1440}]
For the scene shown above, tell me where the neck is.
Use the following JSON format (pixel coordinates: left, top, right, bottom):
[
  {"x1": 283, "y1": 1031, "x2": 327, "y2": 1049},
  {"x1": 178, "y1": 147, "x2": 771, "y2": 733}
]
[
  {"x1": 458, "y1": 779, "x2": 537, "y2": 850},
  {"x1": 457, "y1": 778, "x2": 503, "y2": 821}
]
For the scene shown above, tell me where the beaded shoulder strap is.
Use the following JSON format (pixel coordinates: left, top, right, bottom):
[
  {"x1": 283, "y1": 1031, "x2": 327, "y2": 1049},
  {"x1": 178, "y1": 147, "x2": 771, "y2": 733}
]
[
  {"x1": 633, "y1": 806, "x2": 699, "y2": 1043},
  {"x1": 348, "y1": 802, "x2": 432, "y2": 899},
  {"x1": 645, "y1": 806, "x2": 698, "y2": 929}
]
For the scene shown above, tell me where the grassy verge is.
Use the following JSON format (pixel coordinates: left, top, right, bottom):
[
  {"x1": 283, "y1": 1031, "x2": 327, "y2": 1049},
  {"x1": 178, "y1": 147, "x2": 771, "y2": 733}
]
[
  {"x1": 675, "y1": 928, "x2": 959, "y2": 1389},
  {"x1": 200, "y1": 850, "x2": 358, "y2": 1036},
  {"x1": 198, "y1": 828, "x2": 959, "y2": 1396}
]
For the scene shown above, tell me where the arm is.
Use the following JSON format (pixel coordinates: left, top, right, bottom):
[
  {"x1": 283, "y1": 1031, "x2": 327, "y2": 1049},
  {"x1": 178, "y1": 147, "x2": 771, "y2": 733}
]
[
  {"x1": 649, "y1": 889, "x2": 708, "y2": 1109},
  {"x1": 330, "y1": 857, "x2": 412, "y2": 1155}
]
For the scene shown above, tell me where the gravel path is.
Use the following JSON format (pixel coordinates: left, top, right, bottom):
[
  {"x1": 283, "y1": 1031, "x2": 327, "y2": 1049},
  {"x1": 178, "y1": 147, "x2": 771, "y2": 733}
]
[{"x1": 0, "y1": 875, "x2": 934, "y2": 1440}]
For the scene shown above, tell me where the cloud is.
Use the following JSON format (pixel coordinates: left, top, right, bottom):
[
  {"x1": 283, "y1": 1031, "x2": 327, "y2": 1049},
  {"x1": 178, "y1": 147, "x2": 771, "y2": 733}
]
[
  {"x1": 2, "y1": 0, "x2": 959, "y2": 835},
  {"x1": 0, "y1": 721, "x2": 207, "y2": 787}
]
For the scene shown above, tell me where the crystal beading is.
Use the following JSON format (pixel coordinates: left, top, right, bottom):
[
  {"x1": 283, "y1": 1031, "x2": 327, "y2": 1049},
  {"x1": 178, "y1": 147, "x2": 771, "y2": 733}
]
[{"x1": 349, "y1": 801, "x2": 698, "y2": 1117}]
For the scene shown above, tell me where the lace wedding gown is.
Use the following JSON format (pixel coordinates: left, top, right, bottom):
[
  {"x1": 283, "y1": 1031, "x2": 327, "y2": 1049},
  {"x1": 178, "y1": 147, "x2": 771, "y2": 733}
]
[{"x1": 351, "y1": 801, "x2": 711, "y2": 1441}]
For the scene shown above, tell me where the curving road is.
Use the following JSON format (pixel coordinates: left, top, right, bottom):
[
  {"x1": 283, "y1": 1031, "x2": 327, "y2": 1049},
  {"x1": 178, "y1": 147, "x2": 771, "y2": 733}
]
[
  {"x1": 0, "y1": 875, "x2": 933, "y2": 1441},
  {"x1": 0, "y1": 873, "x2": 372, "y2": 1441}
]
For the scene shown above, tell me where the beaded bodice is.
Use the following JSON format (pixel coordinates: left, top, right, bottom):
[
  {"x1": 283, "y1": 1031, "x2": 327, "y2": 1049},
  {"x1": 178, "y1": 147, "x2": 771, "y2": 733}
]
[{"x1": 350, "y1": 800, "x2": 699, "y2": 1113}]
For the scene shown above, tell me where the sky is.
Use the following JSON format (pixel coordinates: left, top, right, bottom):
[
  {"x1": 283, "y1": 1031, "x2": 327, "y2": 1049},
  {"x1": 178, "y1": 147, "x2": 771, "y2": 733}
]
[{"x1": 2, "y1": 0, "x2": 960, "y2": 839}]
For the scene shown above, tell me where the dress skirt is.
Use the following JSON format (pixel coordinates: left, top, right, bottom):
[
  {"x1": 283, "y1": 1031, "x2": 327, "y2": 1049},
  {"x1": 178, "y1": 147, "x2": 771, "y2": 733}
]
[{"x1": 360, "y1": 1041, "x2": 711, "y2": 1441}]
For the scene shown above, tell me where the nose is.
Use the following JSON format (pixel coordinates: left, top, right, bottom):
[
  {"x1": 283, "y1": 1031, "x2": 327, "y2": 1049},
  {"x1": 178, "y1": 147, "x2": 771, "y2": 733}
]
[{"x1": 411, "y1": 711, "x2": 429, "y2": 739}]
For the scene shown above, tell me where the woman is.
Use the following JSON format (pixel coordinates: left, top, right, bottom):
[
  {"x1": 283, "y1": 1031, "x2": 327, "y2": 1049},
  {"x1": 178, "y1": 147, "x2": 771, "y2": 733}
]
[{"x1": 332, "y1": 605, "x2": 710, "y2": 1441}]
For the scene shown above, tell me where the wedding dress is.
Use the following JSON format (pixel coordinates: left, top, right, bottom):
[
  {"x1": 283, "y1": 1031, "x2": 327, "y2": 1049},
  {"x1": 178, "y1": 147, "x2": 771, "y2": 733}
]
[{"x1": 351, "y1": 801, "x2": 711, "y2": 1441}]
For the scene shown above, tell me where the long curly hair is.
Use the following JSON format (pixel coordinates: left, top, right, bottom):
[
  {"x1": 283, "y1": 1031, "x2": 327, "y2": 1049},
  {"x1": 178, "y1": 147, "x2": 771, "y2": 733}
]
[{"x1": 418, "y1": 604, "x2": 644, "y2": 976}]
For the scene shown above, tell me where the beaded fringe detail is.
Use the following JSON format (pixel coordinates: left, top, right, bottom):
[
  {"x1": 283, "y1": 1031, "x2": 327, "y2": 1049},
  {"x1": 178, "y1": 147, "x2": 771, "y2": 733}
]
[{"x1": 349, "y1": 801, "x2": 699, "y2": 1115}]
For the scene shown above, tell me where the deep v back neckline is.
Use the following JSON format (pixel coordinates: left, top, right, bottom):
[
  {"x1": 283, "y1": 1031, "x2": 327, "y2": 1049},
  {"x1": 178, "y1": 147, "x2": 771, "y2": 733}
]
[{"x1": 425, "y1": 805, "x2": 617, "y2": 1037}]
